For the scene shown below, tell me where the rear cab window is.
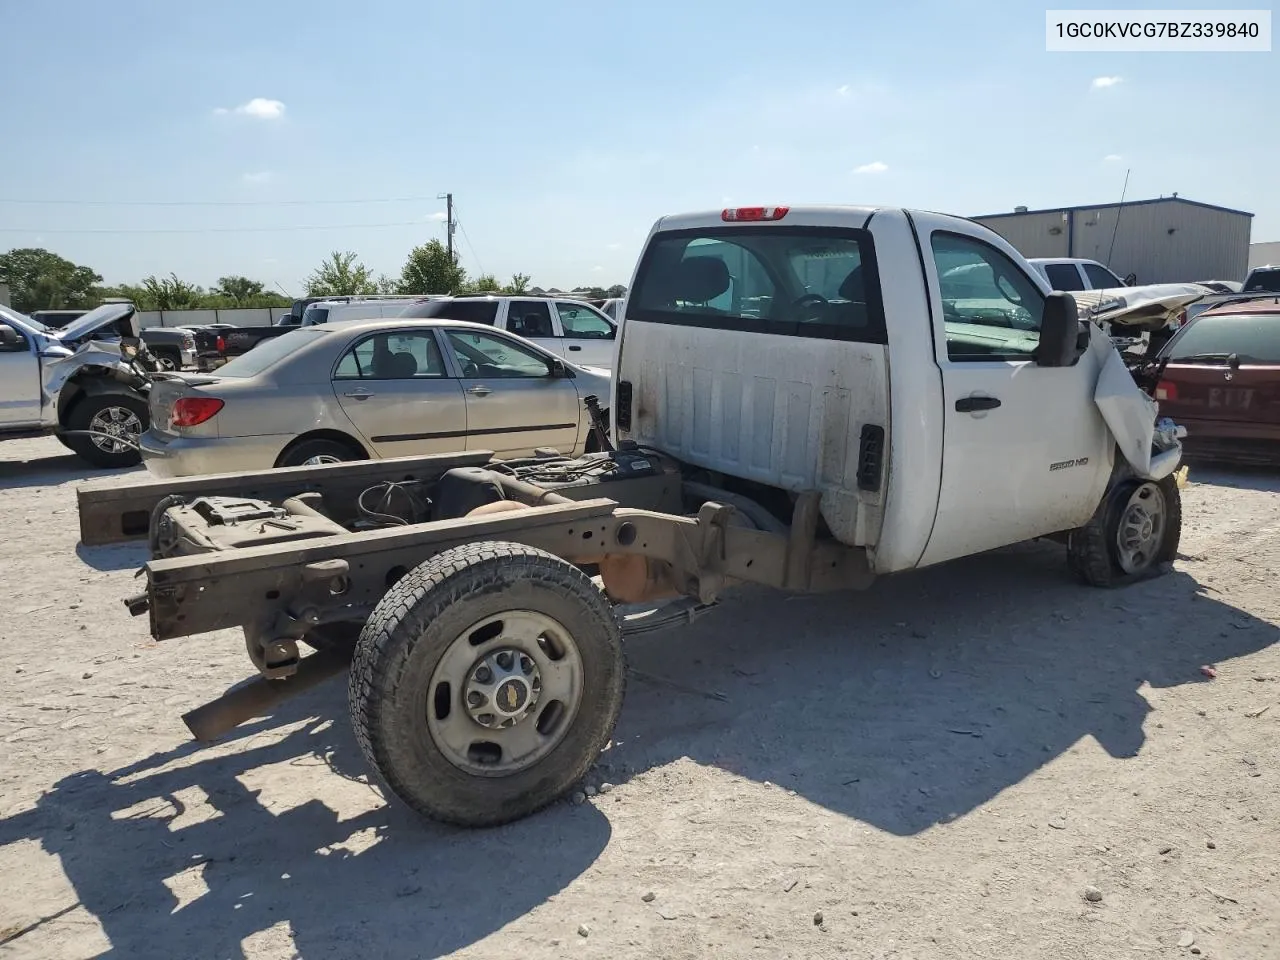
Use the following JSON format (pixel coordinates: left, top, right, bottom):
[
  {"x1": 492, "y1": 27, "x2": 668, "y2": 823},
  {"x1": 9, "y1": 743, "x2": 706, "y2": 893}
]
[
  {"x1": 399, "y1": 299, "x2": 500, "y2": 325},
  {"x1": 1243, "y1": 268, "x2": 1280, "y2": 293},
  {"x1": 1042, "y1": 263, "x2": 1085, "y2": 291},
  {"x1": 628, "y1": 226, "x2": 887, "y2": 342},
  {"x1": 301, "y1": 306, "x2": 330, "y2": 326}
]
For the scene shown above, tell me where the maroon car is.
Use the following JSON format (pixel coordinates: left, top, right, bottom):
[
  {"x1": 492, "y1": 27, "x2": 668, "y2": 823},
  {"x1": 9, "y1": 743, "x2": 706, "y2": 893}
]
[{"x1": 1155, "y1": 298, "x2": 1280, "y2": 465}]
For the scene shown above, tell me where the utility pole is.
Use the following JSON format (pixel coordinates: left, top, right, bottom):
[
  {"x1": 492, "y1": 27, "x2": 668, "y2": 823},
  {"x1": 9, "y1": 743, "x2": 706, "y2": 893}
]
[{"x1": 438, "y1": 192, "x2": 455, "y2": 262}]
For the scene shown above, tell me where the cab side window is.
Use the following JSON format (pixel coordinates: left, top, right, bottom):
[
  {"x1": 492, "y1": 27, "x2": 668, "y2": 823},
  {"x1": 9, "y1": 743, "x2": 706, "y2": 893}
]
[
  {"x1": 932, "y1": 233, "x2": 1045, "y2": 363},
  {"x1": 0, "y1": 323, "x2": 30, "y2": 353}
]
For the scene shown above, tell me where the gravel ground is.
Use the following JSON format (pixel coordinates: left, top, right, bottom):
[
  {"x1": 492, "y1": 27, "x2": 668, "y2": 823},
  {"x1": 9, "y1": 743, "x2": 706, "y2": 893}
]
[{"x1": 0, "y1": 435, "x2": 1276, "y2": 960}]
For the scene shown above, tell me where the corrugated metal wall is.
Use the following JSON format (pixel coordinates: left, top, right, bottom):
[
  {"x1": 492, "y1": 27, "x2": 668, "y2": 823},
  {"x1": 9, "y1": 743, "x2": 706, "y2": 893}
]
[
  {"x1": 975, "y1": 200, "x2": 1252, "y2": 283},
  {"x1": 1250, "y1": 240, "x2": 1280, "y2": 268},
  {"x1": 974, "y1": 211, "x2": 1070, "y2": 258}
]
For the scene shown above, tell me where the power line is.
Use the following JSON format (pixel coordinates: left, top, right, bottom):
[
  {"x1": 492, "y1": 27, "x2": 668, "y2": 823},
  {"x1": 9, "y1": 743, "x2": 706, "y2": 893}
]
[
  {"x1": 0, "y1": 195, "x2": 440, "y2": 208},
  {"x1": 453, "y1": 206, "x2": 485, "y2": 276},
  {"x1": 0, "y1": 220, "x2": 432, "y2": 235}
]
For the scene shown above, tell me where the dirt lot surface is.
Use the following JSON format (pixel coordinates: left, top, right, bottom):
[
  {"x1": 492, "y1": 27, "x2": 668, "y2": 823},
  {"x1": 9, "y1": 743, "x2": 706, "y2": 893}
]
[{"x1": 0, "y1": 435, "x2": 1277, "y2": 960}]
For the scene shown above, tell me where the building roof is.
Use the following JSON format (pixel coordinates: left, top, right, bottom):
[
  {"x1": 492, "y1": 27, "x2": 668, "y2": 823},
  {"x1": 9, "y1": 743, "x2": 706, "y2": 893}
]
[{"x1": 974, "y1": 196, "x2": 1253, "y2": 221}]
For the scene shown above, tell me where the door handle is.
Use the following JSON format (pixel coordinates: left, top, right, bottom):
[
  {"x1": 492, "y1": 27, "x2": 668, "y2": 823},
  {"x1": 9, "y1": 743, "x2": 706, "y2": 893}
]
[
  {"x1": 955, "y1": 395, "x2": 1001, "y2": 413},
  {"x1": 467, "y1": 385, "x2": 491, "y2": 397},
  {"x1": 568, "y1": 345, "x2": 582, "y2": 351},
  {"x1": 343, "y1": 390, "x2": 374, "y2": 401}
]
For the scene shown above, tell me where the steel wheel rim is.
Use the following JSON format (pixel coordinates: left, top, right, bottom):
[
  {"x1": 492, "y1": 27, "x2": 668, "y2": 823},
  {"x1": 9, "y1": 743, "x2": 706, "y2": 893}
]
[
  {"x1": 88, "y1": 406, "x2": 143, "y2": 454},
  {"x1": 1116, "y1": 482, "x2": 1166, "y2": 574},
  {"x1": 302, "y1": 453, "x2": 343, "y2": 466},
  {"x1": 426, "y1": 610, "x2": 584, "y2": 777},
  {"x1": 157, "y1": 356, "x2": 177, "y2": 371}
]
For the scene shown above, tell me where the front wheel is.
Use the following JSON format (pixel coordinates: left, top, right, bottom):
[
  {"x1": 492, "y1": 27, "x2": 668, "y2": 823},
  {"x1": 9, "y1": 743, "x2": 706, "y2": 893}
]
[
  {"x1": 349, "y1": 542, "x2": 625, "y2": 827},
  {"x1": 62, "y1": 392, "x2": 147, "y2": 468},
  {"x1": 1067, "y1": 476, "x2": 1181, "y2": 587}
]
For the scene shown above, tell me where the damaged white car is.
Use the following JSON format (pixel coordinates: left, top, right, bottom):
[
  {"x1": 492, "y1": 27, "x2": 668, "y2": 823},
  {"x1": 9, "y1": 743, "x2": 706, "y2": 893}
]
[{"x1": 0, "y1": 302, "x2": 152, "y2": 467}]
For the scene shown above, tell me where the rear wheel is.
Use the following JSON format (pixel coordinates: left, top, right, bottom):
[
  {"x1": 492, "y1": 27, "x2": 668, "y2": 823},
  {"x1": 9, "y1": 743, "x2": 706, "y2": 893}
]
[
  {"x1": 1067, "y1": 476, "x2": 1181, "y2": 587},
  {"x1": 152, "y1": 348, "x2": 180, "y2": 372},
  {"x1": 349, "y1": 542, "x2": 625, "y2": 827},
  {"x1": 62, "y1": 392, "x2": 147, "y2": 468},
  {"x1": 277, "y1": 437, "x2": 362, "y2": 468}
]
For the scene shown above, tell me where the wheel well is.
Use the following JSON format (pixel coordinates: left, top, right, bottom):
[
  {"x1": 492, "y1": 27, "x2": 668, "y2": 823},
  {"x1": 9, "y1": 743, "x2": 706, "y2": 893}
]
[
  {"x1": 275, "y1": 430, "x2": 368, "y2": 466},
  {"x1": 56, "y1": 372, "x2": 140, "y2": 425}
]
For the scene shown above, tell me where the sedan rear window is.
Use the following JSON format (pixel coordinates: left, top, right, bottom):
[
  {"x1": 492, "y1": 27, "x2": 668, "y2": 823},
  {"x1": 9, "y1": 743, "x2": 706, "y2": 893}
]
[
  {"x1": 1166, "y1": 313, "x2": 1280, "y2": 364},
  {"x1": 398, "y1": 299, "x2": 500, "y2": 325},
  {"x1": 628, "y1": 226, "x2": 886, "y2": 343},
  {"x1": 1042, "y1": 263, "x2": 1085, "y2": 291},
  {"x1": 216, "y1": 328, "x2": 328, "y2": 377}
]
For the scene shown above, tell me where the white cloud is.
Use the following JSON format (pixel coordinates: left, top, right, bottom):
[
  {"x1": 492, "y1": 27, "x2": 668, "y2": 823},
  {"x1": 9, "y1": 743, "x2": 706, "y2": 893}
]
[
  {"x1": 853, "y1": 161, "x2": 889, "y2": 174},
  {"x1": 241, "y1": 170, "x2": 272, "y2": 184},
  {"x1": 425, "y1": 211, "x2": 448, "y2": 222},
  {"x1": 606, "y1": 243, "x2": 621, "y2": 250},
  {"x1": 1091, "y1": 76, "x2": 1122, "y2": 89},
  {"x1": 1104, "y1": 154, "x2": 1123, "y2": 162},
  {"x1": 591, "y1": 265, "x2": 604, "y2": 273},
  {"x1": 836, "y1": 84, "x2": 850, "y2": 96},
  {"x1": 215, "y1": 97, "x2": 286, "y2": 119}
]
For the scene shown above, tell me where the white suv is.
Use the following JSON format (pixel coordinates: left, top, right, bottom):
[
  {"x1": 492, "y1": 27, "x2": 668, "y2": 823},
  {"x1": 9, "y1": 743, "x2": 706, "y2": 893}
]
[{"x1": 398, "y1": 295, "x2": 617, "y2": 370}]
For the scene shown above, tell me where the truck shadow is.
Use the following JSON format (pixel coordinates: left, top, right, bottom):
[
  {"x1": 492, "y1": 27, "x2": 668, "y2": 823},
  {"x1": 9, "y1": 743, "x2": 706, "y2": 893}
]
[
  {"x1": 610, "y1": 540, "x2": 1278, "y2": 835},
  {"x1": 0, "y1": 680, "x2": 611, "y2": 959}
]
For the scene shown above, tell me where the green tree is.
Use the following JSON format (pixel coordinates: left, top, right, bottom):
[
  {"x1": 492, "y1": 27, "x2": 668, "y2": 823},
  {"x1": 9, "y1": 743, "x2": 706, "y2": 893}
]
[
  {"x1": 400, "y1": 239, "x2": 466, "y2": 295},
  {"x1": 505, "y1": 272, "x2": 531, "y2": 294},
  {"x1": 605, "y1": 284, "x2": 627, "y2": 298},
  {"x1": 139, "y1": 273, "x2": 207, "y2": 310},
  {"x1": 375, "y1": 273, "x2": 401, "y2": 295},
  {"x1": 306, "y1": 251, "x2": 377, "y2": 296},
  {"x1": 461, "y1": 273, "x2": 500, "y2": 294},
  {"x1": 213, "y1": 275, "x2": 266, "y2": 304},
  {"x1": 0, "y1": 247, "x2": 103, "y2": 313}
]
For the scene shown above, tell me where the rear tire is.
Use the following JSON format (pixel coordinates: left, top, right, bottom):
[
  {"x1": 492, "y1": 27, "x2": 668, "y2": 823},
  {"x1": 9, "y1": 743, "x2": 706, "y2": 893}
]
[
  {"x1": 62, "y1": 392, "x2": 147, "y2": 468},
  {"x1": 349, "y1": 542, "x2": 625, "y2": 827},
  {"x1": 152, "y1": 348, "x2": 181, "y2": 372},
  {"x1": 277, "y1": 437, "x2": 362, "y2": 468},
  {"x1": 1067, "y1": 475, "x2": 1181, "y2": 587}
]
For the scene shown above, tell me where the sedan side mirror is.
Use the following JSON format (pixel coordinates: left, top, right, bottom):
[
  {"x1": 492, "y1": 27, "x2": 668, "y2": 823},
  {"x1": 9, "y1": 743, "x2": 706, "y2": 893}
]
[
  {"x1": 1035, "y1": 292, "x2": 1085, "y2": 367},
  {"x1": 548, "y1": 357, "x2": 572, "y2": 378}
]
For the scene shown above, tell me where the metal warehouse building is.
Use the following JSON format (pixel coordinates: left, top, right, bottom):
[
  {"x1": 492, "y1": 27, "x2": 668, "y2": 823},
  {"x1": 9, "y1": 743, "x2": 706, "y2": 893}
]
[{"x1": 973, "y1": 197, "x2": 1252, "y2": 285}]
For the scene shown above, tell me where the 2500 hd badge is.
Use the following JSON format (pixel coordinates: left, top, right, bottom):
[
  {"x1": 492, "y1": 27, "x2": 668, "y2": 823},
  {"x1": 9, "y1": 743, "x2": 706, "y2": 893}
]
[{"x1": 1049, "y1": 457, "x2": 1090, "y2": 471}]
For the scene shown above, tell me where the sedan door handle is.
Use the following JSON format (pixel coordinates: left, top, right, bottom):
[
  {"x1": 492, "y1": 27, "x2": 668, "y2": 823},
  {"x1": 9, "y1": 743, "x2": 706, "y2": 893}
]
[
  {"x1": 955, "y1": 395, "x2": 1001, "y2": 413},
  {"x1": 567, "y1": 345, "x2": 582, "y2": 351},
  {"x1": 343, "y1": 390, "x2": 374, "y2": 401},
  {"x1": 467, "y1": 385, "x2": 491, "y2": 397}
]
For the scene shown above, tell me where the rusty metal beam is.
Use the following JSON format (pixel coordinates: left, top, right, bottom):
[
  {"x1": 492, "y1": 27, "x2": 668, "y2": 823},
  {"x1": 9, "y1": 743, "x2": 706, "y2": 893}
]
[{"x1": 76, "y1": 450, "x2": 496, "y2": 546}]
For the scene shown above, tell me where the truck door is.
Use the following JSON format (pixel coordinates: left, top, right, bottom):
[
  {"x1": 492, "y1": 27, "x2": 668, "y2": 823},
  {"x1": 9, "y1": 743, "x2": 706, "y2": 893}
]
[
  {"x1": 552, "y1": 300, "x2": 616, "y2": 369},
  {"x1": 0, "y1": 320, "x2": 42, "y2": 427},
  {"x1": 912, "y1": 217, "x2": 1113, "y2": 567}
]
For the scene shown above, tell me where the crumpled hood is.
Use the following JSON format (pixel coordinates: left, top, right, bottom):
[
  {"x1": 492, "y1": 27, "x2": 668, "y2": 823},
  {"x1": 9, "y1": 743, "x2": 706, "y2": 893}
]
[
  {"x1": 48, "y1": 303, "x2": 140, "y2": 343},
  {"x1": 1072, "y1": 284, "x2": 1211, "y2": 330}
]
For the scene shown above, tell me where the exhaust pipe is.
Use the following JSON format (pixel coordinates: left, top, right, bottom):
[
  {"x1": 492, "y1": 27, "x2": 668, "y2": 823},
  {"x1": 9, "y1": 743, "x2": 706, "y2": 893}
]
[{"x1": 181, "y1": 648, "x2": 350, "y2": 742}]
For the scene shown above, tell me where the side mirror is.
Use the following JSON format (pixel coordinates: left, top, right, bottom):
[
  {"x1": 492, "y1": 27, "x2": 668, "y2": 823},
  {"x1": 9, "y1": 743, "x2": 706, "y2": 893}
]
[
  {"x1": 1035, "y1": 292, "x2": 1084, "y2": 367},
  {"x1": 0, "y1": 325, "x2": 26, "y2": 351},
  {"x1": 548, "y1": 357, "x2": 571, "y2": 378},
  {"x1": 1123, "y1": 272, "x2": 1137, "y2": 286}
]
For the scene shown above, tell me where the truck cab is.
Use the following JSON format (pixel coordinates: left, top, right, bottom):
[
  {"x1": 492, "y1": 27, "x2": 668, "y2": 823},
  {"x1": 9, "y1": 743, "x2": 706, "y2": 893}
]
[{"x1": 613, "y1": 205, "x2": 1179, "y2": 576}]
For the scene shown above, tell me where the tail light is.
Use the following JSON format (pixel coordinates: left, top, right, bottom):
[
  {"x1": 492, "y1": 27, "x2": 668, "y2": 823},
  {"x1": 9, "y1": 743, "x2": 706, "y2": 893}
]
[
  {"x1": 1154, "y1": 380, "x2": 1178, "y2": 402},
  {"x1": 172, "y1": 397, "x2": 224, "y2": 427},
  {"x1": 721, "y1": 206, "x2": 789, "y2": 222},
  {"x1": 183, "y1": 333, "x2": 195, "y2": 349},
  {"x1": 216, "y1": 335, "x2": 226, "y2": 352}
]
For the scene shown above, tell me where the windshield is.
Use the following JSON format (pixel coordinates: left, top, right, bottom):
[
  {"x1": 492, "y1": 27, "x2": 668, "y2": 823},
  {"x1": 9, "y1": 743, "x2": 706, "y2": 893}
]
[
  {"x1": 216, "y1": 328, "x2": 327, "y2": 377},
  {"x1": 1167, "y1": 313, "x2": 1280, "y2": 364},
  {"x1": 629, "y1": 227, "x2": 886, "y2": 343},
  {"x1": 1243, "y1": 268, "x2": 1280, "y2": 293}
]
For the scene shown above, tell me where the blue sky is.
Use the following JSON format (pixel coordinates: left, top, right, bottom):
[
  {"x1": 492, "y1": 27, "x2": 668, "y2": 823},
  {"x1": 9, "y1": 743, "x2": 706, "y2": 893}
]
[{"x1": 0, "y1": 0, "x2": 1274, "y2": 293}]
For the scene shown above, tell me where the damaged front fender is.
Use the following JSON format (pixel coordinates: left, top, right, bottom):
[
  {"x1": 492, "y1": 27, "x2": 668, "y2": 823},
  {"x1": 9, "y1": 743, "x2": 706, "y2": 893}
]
[{"x1": 1090, "y1": 331, "x2": 1183, "y2": 481}]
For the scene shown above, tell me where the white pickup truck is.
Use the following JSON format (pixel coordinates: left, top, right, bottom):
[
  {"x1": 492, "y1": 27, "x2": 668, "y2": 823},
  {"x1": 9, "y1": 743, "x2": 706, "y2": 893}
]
[{"x1": 79, "y1": 204, "x2": 1184, "y2": 827}]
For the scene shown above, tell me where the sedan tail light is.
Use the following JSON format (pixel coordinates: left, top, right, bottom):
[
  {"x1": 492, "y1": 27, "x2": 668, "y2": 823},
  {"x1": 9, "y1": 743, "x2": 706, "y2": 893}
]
[
  {"x1": 216, "y1": 335, "x2": 226, "y2": 352},
  {"x1": 172, "y1": 397, "x2": 224, "y2": 427},
  {"x1": 1154, "y1": 380, "x2": 1178, "y2": 402}
]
